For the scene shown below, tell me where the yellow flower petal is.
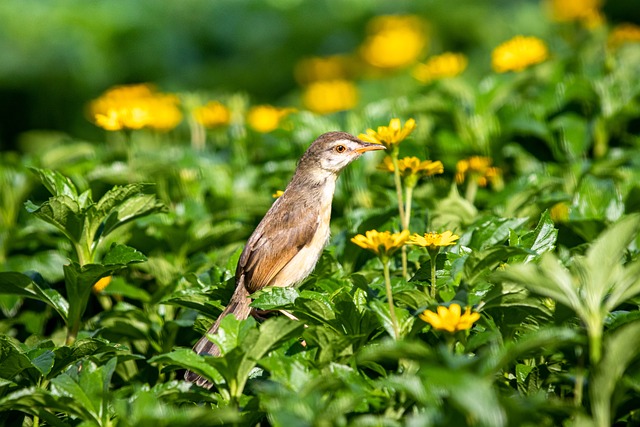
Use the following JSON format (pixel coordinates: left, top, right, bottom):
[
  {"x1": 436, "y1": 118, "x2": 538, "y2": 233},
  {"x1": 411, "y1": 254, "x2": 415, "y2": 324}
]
[
  {"x1": 419, "y1": 303, "x2": 480, "y2": 333},
  {"x1": 491, "y1": 36, "x2": 548, "y2": 73}
]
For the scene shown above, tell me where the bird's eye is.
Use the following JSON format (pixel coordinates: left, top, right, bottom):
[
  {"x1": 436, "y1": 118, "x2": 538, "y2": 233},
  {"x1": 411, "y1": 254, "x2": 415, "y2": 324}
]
[{"x1": 334, "y1": 145, "x2": 347, "y2": 153}]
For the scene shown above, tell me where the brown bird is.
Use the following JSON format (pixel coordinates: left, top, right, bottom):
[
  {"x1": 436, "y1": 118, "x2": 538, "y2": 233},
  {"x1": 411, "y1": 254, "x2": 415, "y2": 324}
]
[{"x1": 185, "y1": 131, "x2": 384, "y2": 387}]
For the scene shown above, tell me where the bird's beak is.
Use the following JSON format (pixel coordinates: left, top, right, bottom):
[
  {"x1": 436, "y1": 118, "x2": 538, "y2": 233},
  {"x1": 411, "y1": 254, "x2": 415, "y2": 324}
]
[{"x1": 355, "y1": 142, "x2": 386, "y2": 153}]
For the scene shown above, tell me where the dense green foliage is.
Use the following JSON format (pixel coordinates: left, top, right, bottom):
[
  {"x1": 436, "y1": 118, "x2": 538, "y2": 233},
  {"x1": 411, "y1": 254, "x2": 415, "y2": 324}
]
[{"x1": 2, "y1": 1, "x2": 640, "y2": 426}]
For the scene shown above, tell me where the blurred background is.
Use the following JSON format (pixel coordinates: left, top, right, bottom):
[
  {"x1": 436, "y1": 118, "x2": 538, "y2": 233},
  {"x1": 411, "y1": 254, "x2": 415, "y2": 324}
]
[{"x1": 1, "y1": 0, "x2": 637, "y2": 150}]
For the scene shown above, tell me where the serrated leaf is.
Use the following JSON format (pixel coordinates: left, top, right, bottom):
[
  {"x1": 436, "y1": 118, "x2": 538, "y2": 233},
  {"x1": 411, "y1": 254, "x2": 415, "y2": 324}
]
[
  {"x1": 102, "y1": 244, "x2": 147, "y2": 265},
  {"x1": 30, "y1": 168, "x2": 79, "y2": 199},
  {"x1": 100, "y1": 192, "x2": 164, "y2": 238},
  {"x1": 25, "y1": 195, "x2": 84, "y2": 243}
]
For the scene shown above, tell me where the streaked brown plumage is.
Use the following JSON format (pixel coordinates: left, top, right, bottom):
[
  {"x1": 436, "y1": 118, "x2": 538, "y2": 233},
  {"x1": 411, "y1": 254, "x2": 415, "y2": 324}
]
[{"x1": 185, "y1": 131, "x2": 384, "y2": 388}]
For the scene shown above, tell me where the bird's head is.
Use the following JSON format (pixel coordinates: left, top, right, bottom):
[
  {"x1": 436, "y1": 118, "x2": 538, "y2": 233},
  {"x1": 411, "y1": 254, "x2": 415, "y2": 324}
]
[{"x1": 301, "y1": 131, "x2": 385, "y2": 174}]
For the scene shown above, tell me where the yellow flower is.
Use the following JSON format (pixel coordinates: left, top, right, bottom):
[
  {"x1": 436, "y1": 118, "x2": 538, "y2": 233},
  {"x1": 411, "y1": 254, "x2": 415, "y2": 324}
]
[
  {"x1": 359, "y1": 118, "x2": 416, "y2": 151},
  {"x1": 545, "y1": 0, "x2": 603, "y2": 27},
  {"x1": 413, "y1": 52, "x2": 468, "y2": 83},
  {"x1": 455, "y1": 156, "x2": 501, "y2": 187},
  {"x1": 491, "y1": 36, "x2": 549, "y2": 73},
  {"x1": 302, "y1": 79, "x2": 358, "y2": 114},
  {"x1": 549, "y1": 202, "x2": 570, "y2": 222},
  {"x1": 272, "y1": 190, "x2": 284, "y2": 198},
  {"x1": 419, "y1": 304, "x2": 480, "y2": 333},
  {"x1": 89, "y1": 84, "x2": 182, "y2": 131},
  {"x1": 351, "y1": 229, "x2": 410, "y2": 257},
  {"x1": 295, "y1": 55, "x2": 354, "y2": 85},
  {"x1": 409, "y1": 231, "x2": 459, "y2": 250},
  {"x1": 608, "y1": 23, "x2": 640, "y2": 49},
  {"x1": 93, "y1": 276, "x2": 112, "y2": 293},
  {"x1": 379, "y1": 156, "x2": 444, "y2": 178},
  {"x1": 360, "y1": 15, "x2": 427, "y2": 69},
  {"x1": 193, "y1": 101, "x2": 231, "y2": 128},
  {"x1": 247, "y1": 105, "x2": 294, "y2": 133}
]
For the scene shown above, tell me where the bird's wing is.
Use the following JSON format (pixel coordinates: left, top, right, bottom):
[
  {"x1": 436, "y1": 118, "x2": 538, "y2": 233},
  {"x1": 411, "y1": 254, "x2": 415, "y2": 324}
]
[{"x1": 237, "y1": 197, "x2": 320, "y2": 293}]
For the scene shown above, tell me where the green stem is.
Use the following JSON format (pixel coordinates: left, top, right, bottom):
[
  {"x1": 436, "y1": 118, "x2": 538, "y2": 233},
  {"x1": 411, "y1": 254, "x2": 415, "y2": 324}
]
[
  {"x1": 464, "y1": 179, "x2": 478, "y2": 204},
  {"x1": 403, "y1": 183, "x2": 414, "y2": 231},
  {"x1": 588, "y1": 325, "x2": 602, "y2": 365},
  {"x1": 391, "y1": 154, "x2": 406, "y2": 224},
  {"x1": 429, "y1": 250, "x2": 438, "y2": 299},
  {"x1": 383, "y1": 258, "x2": 400, "y2": 340},
  {"x1": 391, "y1": 154, "x2": 407, "y2": 278}
]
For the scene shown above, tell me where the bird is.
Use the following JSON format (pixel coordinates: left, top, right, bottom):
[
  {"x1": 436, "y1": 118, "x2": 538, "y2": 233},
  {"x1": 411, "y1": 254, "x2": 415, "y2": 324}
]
[{"x1": 185, "y1": 131, "x2": 385, "y2": 388}]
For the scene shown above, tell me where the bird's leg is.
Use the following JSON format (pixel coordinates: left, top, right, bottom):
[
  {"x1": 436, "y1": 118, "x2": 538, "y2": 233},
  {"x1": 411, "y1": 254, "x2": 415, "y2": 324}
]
[{"x1": 278, "y1": 310, "x2": 299, "y2": 321}]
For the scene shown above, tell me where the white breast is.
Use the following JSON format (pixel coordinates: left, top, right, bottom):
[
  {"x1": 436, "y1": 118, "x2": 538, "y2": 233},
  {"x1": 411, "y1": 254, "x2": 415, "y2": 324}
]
[{"x1": 269, "y1": 177, "x2": 335, "y2": 287}]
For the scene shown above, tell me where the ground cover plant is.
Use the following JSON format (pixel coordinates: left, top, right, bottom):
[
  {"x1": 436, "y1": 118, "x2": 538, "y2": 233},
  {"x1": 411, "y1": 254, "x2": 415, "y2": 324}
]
[{"x1": 1, "y1": 0, "x2": 640, "y2": 426}]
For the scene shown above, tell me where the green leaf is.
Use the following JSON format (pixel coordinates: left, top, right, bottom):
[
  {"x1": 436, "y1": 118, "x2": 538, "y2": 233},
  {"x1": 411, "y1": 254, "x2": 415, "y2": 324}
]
[
  {"x1": 0, "y1": 336, "x2": 34, "y2": 380},
  {"x1": 50, "y1": 357, "x2": 117, "y2": 425},
  {"x1": 51, "y1": 338, "x2": 127, "y2": 378},
  {"x1": 99, "y1": 189, "x2": 165, "y2": 238},
  {"x1": 25, "y1": 195, "x2": 84, "y2": 243},
  {"x1": 251, "y1": 287, "x2": 299, "y2": 310},
  {"x1": 27, "y1": 348, "x2": 55, "y2": 377},
  {"x1": 497, "y1": 253, "x2": 579, "y2": 312},
  {"x1": 466, "y1": 216, "x2": 529, "y2": 250},
  {"x1": 584, "y1": 214, "x2": 640, "y2": 308},
  {"x1": 0, "y1": 272, "x2": 69, "y2": 321},
  {"x1": 480, "y1": 326, "x2": 581, "y2": 375},
  {"x1": 421, "y1": 366, "x2": 506, "y2": 427},
  {"x1": 369, "y1": 300, "x2": 414, "y2": 339},
  {"x1": 0, "y1": 387, "x2": 71, "y2": 427},
  {"x1": 148, "y1": 348, "x2": 224, "y2": 385},
  {"x1": 463, "y1": 246, "x2": 533, "y2": 284},
  {"x1": 102, "y1": 244, "x2": 147, "y2": 265},
  {"x1": 30, "y1": 167, "x2": 79, "y2": 199},
  {"x1": 513, "y1": 210, "x2": 558, "y2": 263},
  {"x1": 590, "y1": 320, "x2": 640, "y2": 427}
]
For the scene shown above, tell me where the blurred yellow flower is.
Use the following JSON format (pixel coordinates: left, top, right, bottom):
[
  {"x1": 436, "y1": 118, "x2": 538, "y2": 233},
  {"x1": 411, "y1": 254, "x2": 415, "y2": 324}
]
[
  {"x1": 193, "y1": 101, "x2": 231, "y2": 128},
  {"x1": 550, "y1": 202, "x2": 570, "y2": 222},
  {"x1": 491, "y1": 36, "x2": 549, "y2": 73},
  {"x1": 608, "y1": 23, "x2": 640, "y2": 48},
  {"x1": 93, "y1": 276, "x2": 112, "y2": 293},
  {"x1": 247, "y1": 105, "x2": 294, "y2": 133},
  {"x1": 419, "y1": 304, "x2": 480, "y2": 333},
  {"x1": 360, "y1": 15, "x2": 427, "y2": 69},
  {"x1": 295, "y1": 55, "x2": 354, "y2": 85},
  {"x1": 302, "y1": 79, "x2": 358, "y2": 114},
  {"x1": 379, "y1": 156, "x2": 444, "y2": 177},
  {"x1": 455, "y1": 156, "x2": 501, "y2": 187},
  {"x1": 90, "y1": 84, "x2": 182, "y2": 131},
  {"x1": 359, "y1": 118, "x2": 416, "y2": 151},
  {"x1": 351, "y1": 229, "x2": 410, "y2": 257},
  {"x1": 545, "y1": 0, "x2": 603, "y2": 27},
  {"x1": 409, "y1": 231, "x2": 459, "y2": 250},
  {"x1": 272, "y1": 190, "x2": 284, "y2": 198},
  {"x1": 413, "y1": 52, "x2": 468, "y2": 83}
]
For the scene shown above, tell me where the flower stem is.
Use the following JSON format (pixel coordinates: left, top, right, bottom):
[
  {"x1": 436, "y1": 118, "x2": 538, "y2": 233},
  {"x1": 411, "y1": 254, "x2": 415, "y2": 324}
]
[
  {"x1": 383, "y1": 258, "x2": 400, "y2": 340},
  {"x1": 391, "y1": 154, "x2": 407, "y2": 277},
  {"x1": 464, "y1": 179, "x2": 478, "y2": 204},
  {"x1": 429, "y1": 249, "x2": 439, "y2": 299}
]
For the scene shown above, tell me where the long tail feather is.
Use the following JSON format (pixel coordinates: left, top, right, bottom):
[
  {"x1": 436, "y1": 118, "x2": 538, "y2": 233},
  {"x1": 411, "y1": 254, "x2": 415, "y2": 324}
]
[{"x1": 184, "y1": 283, "x2": 251, "y2": 388}]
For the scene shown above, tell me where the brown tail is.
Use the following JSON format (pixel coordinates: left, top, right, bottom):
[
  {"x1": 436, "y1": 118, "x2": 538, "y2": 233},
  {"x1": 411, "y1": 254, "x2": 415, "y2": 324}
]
[{"x1": 184, "y1": 283, "x2": 252, "y2": 388}]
